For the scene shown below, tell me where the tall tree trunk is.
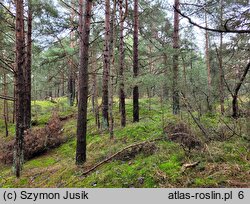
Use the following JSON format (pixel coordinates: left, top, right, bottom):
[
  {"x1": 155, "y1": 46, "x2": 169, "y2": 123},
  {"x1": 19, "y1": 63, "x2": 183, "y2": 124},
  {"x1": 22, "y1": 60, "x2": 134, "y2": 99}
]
[
  {"x1": 12, "y1": 81, "x2": 15, "y2": 123},
  {"x1": 172, "y1": 0, "x2": 180, "y2": 115},
  {"x1": 147, "y1": 45, "x2": 154, "y2": 111},
  {"x1": 133, "y1": 0, "x2": 139, "y2": 122},
  {"x1": 109, "y1": 0, "x2": 116, "y2": 138},
  {"x1": 219, "y1": 0, "x2": 225, "y2": 114},
  {"x1": 219, "y1": 36, "x2": 225, "y2": 115},
  {"x1": 102, "y1": 0, "x2": 111, "y2": 129},
  {"x1": 14, "y1": 0, "x2": 26, "y2": 178},
  {"x1": 3, "y1": 72, "x2": 9, "y2": 137},
  {"x1": 76, "y1": 0, "x2": 92, "y2": 165},
  {"x1": 119, "y1": 0, "x2": 126, "y2": 127},
  {"x1": 92, "y1": 52, "x2": 100, "y2": 129},
  {"x1": 205, "y1": 11, "x2": 212, "y2": 112},
  {"x1": 68, "y1": 0, "x2": 75, "y2": 106},
  {"x1": 24, "y1": 0, "x2": 32, "y2": 129},
  {"x1": 109, "y1": 76, "x2": 114, "y2": 138}
]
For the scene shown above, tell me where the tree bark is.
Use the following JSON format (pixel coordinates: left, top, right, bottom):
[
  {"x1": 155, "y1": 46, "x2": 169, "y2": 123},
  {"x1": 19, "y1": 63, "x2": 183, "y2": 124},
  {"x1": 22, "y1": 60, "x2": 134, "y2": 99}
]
[
  {"x1": 24, "y1": 0, "x2": 32, "y2": 129},
  {"x1": 133, "y1": 0, "x2": 139, "y2": 122},
  {"x1": 172, "y1": 0, "x2": 180, "y2": 115},
  {"x1": 102, "y1": 0, "x2": 111, "y2": 129},
  {"x1": 14, "y1": 0, "x2": 26, "y2": 178},
  {"x1": 3, "y1": 72, "x2": 9, "y2": 137},
  {"x1": 68, "y1": 0, "x2": 76, "y2": 106},
  {"x1": 91, "y1": 51, "x2": 100, "y2": 129},
  {"x1": 205, "y1": 11, "x2": 212, "y2": 112},
  {"x1": 232, "y1": 61, "x2": 250, "y2": 118},
  {"x1": 219, "y1": 0, "x2": 225, "y2": 114},
  {"x1": 109, "y1": 0, "x2": 116, "y2": 138},
  {"x1": 119, "y1": 0, "x2": 126, "y2": 127},
  {"x1": 76, "y1": 0, "x2": 93, "y2": 165}
]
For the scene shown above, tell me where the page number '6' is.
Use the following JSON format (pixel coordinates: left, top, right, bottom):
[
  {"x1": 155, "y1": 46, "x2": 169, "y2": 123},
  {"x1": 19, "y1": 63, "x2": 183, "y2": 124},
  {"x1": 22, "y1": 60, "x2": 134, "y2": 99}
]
[{"x1": 238, "y1": 191, "x2": 244, "y2": 199}]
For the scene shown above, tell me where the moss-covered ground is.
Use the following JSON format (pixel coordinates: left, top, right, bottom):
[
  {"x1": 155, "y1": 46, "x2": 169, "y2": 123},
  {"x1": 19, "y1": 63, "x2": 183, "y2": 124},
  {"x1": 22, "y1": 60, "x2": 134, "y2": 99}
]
[{"x1": 0, "y1": 97, "x2": 249, "y2": 187}]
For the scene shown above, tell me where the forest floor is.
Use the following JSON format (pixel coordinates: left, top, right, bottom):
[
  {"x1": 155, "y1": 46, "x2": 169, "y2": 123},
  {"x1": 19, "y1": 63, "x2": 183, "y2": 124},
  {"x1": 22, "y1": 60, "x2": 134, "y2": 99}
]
[{"x1": 0, "y1": 97, "x2": 249, "y2": 187}]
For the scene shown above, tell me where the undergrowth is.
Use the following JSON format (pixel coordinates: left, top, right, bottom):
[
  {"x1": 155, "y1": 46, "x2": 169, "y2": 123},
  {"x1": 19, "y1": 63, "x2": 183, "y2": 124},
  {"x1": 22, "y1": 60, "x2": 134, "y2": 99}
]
[{"x1": 0, "y1": 97, "x2": 249, "y2": 187}]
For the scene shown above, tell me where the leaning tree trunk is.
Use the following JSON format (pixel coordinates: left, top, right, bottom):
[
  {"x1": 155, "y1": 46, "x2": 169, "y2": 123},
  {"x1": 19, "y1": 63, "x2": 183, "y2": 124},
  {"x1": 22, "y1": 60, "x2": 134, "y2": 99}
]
[
  {"x1": 102, "y1": 0, "x2": 111, "y2": 129},
  {"x1": 14, "y1": 0, "x2": 26, "y2": 178},
  {"x1": 232, "y1": 61, "x2": 250, "y2": 118},
  {"x1": 76, "y1": 0, "x2": 93, "y2": 165},
  {"x1": 133, "y1": 0, "x2": 139, "y2": 122},
  {"x1": 172, "y1": 0, "x2": 180, "y2": 115}
]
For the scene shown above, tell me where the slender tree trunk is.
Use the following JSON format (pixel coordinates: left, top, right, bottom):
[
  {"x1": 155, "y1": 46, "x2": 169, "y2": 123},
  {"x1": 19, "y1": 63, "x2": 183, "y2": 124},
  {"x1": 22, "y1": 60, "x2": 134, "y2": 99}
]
[
  {"x1": 205, "y1": 11, "x2": 212, "y2": 112},
  {"x1": 109, "y1": 0, "x2": 116, "y2": 138},
  {"x1": 91, "y1": 52, "x2": 95, "y2": 113},
  {"x1": 172, "y1": 0, "x2": 180, "y2": 115},
  {"x1": 163, "y1": 53, "x2": 168, "y2": 100},
  {"x1": 76, "y1": 0, "x2": 93, "y2": 165},
  {"x1": 61, "y1": 72, "x2": 65, "y2": 96},
  {"x1": 68, "y1": 0, "x2": 75, "y2": 106},
  {"x1": 102, "y1": 0, "x2": 111, "y2": 129},
  {"x1": 147, "y1": 45, "x2": 154, "y2": 111},
  {"x1": 3, "y1": 73, "x2": 9, "y2": 137},
  {"x1": 109, "y1": 76, "x2": 114, "y2": 138},
  {"x1": 119, "y1": 0, "x2": 126, "y2": 127},
  {"x1": 219, "y1": 35, "x2": 225, "y2": 114},
  {"x1": 219, "y1": 0, "x2": 225, "y2": 114},
  {"x1": 14, "y1": 0, "x2": 26, "y2": 178},
  {"x1": 92, "y1": 52, "x2": 100, "y2": 129},
  {"x1": 181, "y1": 56, "x2": 187, "y2": 91},
  {"x1": 133, "y1": 0, "x2": 139, "y2": 122},
  {"x1": 12, "y1": 81, "x2": 15, "y2": 123}
]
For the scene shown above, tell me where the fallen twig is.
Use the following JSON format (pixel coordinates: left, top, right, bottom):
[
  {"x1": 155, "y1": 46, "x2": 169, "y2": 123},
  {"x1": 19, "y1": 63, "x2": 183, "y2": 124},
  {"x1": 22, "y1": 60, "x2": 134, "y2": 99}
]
[
  {"x1": 81, "y1": 137, "x2": 165, "y2": 176},
  {"x1": 181, "y1": 161, "x2": 200, "y2": 172}
]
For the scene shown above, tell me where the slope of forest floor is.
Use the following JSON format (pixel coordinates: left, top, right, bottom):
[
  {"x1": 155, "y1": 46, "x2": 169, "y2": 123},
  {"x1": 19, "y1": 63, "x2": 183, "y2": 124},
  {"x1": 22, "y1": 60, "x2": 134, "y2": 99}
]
[{"x1": 0, "y1": 97, "x2": 249, "y2": 187}]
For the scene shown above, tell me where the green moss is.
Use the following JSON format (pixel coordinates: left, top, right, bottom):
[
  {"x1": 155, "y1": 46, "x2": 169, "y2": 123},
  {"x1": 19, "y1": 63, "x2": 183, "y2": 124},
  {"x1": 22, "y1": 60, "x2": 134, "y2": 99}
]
[
  {"x1": 194, "y1": 177, "x2": 217, "y2": 187},
  {"x1": 19, "y1": 178, "x2": 28, "y2": 186},
  {"x1": 0, "y1": 97, "x2": 249, "y2": 188},
  {"x1": 26, "y1": 157, "x2": 57, "y2": 168},
  {"x1": 56, "y1": 140, "x2": 76, "y2": 157},
  {"x1": 159, "y1": 154, "x2": 182, "y2": 181}
]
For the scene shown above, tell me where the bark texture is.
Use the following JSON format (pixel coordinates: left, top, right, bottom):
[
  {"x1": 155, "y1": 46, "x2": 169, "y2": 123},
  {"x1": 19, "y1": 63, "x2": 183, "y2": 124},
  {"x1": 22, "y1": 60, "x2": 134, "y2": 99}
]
[
  {"x1": 119, "y1": 0, "x2": 126, "y2": 127},
  {"x1": 172, "y1": 0, "x2": 180, "y2": 115},
  {"x1": 76, "y1": 0, "x2": 92, "y2": 165},
  {"x1": 24, "y1": 0, "x2": 32, "y2": 129},
  {"x1": 133, "y1": 0, "x2": 139, "y2": 122},
  {"x1": 14, "y1": 0, "x2": 26, "y2": 178},
  {"x1": 102, "y1": 0, "x2": 111, "y2": 129}
]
